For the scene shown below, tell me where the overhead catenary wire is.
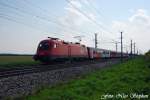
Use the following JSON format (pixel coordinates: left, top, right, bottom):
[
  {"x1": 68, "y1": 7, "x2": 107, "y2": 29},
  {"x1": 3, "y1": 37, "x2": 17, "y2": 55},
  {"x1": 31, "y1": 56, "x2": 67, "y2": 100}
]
[
  {"x1": 22, "y1": 0, "x2": 60, "y2": 18},
  {"x1": 0, "y1": 11, "x2": 81, "y2": 40},
  {"x1": 77, "y1": 0, "x2": 116, "y2": 40},
  {"x1": 22, "y1": 0, "x2": 91, "y2": 36},
  {"x1": 85, "y1": 0, "x2": 110, "y2": 20},
  {"x1": 0, "y1": 2, "x2": 83, "y2": 39},
  {"x1": 0, "y1": 14, "x2": 73, "y2": 39},
  {"x1": 22, "y1": 0, "x2": 95, "y2": 39},
  {"x1": 3, "y1": 0, "x2": 115, "y2": 44},
  {"x1": 0, "y1": 0, "x2": 99, "y2": 47},
  {"x1": 0, "y1": 14, "x2": 45, "y2": 33},
  {"x1": 65, "y1": 0, "x2": 118, "y2": 47},
  {"x1": 0, "y1": 0, "x2": 141, "y2": 53},
  {"x1": 66, "y1": 0, "x2": 114, "y2": 35},
  {"x1": 0, "y1": 3, "x2": 94, "y2": 44},
  {"x1": 79, "y1": 0, "x2": 111, "y2": 25},
  {"x1": 65, "y1": 0, "x2": 105, "y2": 32}
]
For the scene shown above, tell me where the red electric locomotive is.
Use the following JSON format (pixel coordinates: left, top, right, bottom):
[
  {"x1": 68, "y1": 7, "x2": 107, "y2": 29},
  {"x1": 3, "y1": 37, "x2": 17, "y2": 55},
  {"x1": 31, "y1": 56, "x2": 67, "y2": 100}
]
[{"x1": 34, "y1": 37, "x2": 89, "y2": 62}]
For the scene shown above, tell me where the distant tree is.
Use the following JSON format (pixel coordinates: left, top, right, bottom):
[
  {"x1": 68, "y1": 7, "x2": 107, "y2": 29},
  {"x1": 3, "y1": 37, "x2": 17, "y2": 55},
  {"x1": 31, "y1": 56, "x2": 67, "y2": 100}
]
[{"x1": 145, "y1": 50, "x2": 150, "y2": 56}]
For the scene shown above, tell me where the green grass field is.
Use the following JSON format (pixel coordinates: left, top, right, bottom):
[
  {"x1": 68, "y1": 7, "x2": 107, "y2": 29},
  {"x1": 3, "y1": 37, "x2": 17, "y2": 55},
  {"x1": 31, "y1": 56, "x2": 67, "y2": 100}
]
[
  {"x1": 25, "y1": 57, "x2": 150, "y2": 100},
  {"x1": 0, "y1": 55, "x2": 39, "y2": 68}
]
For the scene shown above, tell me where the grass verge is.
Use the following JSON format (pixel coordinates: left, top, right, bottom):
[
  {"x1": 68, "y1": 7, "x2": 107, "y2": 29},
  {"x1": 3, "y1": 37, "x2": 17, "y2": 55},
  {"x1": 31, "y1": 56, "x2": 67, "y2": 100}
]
[
  {"x1": 0, "y1": 56, "x2": 40, "y2": 68},
  {"x1": 24, "y1": 57, "x2": 150, "y2": 100}
]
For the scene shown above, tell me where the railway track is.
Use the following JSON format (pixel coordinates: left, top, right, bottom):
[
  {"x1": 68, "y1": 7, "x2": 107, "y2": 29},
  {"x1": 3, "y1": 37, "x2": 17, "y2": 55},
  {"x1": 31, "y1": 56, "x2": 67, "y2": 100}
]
[{"x1": 0, "y1": 58, "x2": 122, "y2": 78}]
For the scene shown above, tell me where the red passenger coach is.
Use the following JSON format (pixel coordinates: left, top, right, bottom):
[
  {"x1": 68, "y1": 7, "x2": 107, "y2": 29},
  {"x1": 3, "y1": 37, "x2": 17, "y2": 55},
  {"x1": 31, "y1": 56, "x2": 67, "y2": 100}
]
[
  {"x1": 110, "y1": 51, "x2": 117, "y2": 58},
  {"x1": 87, "y1": 47, "x2": 101, "y2": 59},
  {"x1": 34, "y1": 37, "x2": 88, "y2": 62}
]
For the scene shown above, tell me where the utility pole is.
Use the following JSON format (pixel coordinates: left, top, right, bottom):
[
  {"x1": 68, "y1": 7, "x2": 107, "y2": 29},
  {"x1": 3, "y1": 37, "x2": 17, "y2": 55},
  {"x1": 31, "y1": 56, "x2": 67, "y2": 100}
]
[
  {"x1": 130, "y1": 40, "x2": 133, "y2": 57},
  {"x1": 121, "y1": 32, "x2": 123, "y2": 62},
  {"x1": 112, "y1": 40, "x2": 120, "y2": 52},
  {"x1": 95, "y1": 33, "x2": 98, "y2": 49},
  {"x1": 127, "y1": 50, "x2": 128, "y2": 54},
  {"x1": 125, "y1": 47, "x2": 128, "y2": 54},
  {"x1": 115, "y1": 42, "x2": 118, "y2": 52},
  {"x1": 134, "y1": 42, "x2": 136, "y2": 57}
]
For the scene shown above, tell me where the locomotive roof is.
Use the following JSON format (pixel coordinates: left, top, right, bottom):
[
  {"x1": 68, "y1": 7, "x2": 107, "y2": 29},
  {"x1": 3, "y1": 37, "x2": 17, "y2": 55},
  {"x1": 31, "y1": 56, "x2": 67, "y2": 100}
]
[
  {"x1": 43, "y1": 38, "x2": 84, "y2": 46},
  {"x1": 42, "y1": 38, "x2": 127, "y2": 54},
  {"x1": 47, "y1": 37, "x2": 59, "y2": 40}
]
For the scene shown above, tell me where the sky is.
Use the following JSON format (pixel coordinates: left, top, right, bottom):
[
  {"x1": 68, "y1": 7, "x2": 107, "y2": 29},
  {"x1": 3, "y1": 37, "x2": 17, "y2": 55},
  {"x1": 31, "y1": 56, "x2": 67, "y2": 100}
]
[{"x1": 0, "y1": 0, "x2": 150, "y2": 54}]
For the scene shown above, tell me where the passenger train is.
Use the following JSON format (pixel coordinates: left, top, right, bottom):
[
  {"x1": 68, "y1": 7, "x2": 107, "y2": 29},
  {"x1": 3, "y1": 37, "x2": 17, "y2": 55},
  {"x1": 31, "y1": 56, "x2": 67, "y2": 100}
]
[{"x1": 34, "y1": 37, "x2": 129, "y2": 62}]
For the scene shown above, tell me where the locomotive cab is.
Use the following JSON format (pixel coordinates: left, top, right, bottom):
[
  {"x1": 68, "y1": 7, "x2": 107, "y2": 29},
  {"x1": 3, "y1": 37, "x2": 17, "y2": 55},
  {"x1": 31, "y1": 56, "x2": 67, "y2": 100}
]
[
  {"x1": 38, "y1": 41, "x2": 50, "y2": 51},
  {"x1": 34, "y1": 40, "x2": 53, "y2": 62},
  {"x1": 34, "y1": 37, "x2": 62, "y2": 62}
]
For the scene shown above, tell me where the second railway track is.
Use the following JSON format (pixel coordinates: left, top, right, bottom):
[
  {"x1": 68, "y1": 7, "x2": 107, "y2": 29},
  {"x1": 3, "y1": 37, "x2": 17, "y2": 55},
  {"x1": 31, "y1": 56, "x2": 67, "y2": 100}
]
[{"x1": 0, "y1": 58, "x2": 121, "y2": 78}]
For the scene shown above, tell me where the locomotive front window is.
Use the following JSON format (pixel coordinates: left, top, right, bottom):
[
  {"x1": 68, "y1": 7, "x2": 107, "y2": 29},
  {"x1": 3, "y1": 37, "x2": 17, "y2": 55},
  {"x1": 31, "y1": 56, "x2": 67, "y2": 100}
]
[{"x1": 39, "y1": 41, "x2": 49, "y2": 50}]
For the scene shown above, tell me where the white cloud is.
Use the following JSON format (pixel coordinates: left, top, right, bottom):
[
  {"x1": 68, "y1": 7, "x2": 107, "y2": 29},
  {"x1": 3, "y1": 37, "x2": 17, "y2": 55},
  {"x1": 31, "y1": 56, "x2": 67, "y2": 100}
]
[
  {"x1": 59, "y1": 0, "x2": 88, "y2": 30},
  {"x1": 112, "y1": 9, "x2": 150, "y2": 53},
  {"x1": 112, "y1": 21, "x2": 128, "y2": 32},
  {"x1": 57, "y1": 0, "x2": 99, "y2": 46},
  {"x1": 129, "y1": 9, "x2": 150, "y2": 25},
  {"x1": 59, "y1": 0, "x2": 98, "y2": 28}
]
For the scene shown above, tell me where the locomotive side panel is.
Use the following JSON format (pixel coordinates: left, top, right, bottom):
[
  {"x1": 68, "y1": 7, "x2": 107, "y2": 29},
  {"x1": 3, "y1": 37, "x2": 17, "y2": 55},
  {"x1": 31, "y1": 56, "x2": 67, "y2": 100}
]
[
  {"x1": 110, "y1": 51, "x2": 117, "y2": 58},
  {"x1": 50, "y1": 42, "x2": 69, "y2": 59},
  {"x1": 69, "y1": 44, "x2": 88, "y2": 58}
]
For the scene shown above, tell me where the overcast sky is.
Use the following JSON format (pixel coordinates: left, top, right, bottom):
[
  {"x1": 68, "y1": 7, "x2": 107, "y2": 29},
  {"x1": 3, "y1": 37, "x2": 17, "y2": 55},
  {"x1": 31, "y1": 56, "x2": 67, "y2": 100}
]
[{"x1": 0, "y1": 0, "x2": 150, "y2": 54}]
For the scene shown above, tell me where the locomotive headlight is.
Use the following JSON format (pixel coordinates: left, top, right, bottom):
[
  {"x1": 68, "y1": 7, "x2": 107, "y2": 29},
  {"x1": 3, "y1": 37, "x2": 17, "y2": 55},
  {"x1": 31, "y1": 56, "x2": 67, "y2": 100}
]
[
  {"x1": 39, "y1": 44, "x2": 42, "y2": 47},
  {"x1": 54, "y1": 44, "x2": 57, "y2": 48}
]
